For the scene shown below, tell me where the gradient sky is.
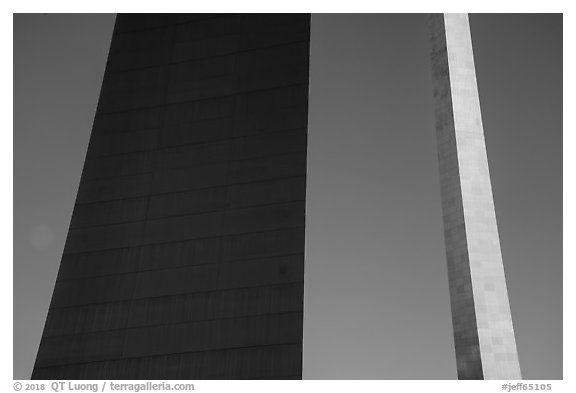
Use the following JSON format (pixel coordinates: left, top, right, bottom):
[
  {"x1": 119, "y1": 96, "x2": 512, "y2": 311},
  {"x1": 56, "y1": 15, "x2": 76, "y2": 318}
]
[{"x1": 13, "y1": 13, "x2": 562, "y2": 380}]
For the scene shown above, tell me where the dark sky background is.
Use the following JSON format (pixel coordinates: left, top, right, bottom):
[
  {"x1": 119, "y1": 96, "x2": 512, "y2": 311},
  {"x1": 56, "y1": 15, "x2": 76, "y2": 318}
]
[{"x1": 13, "y1": 13, "x2": 562, "y2": 380}]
